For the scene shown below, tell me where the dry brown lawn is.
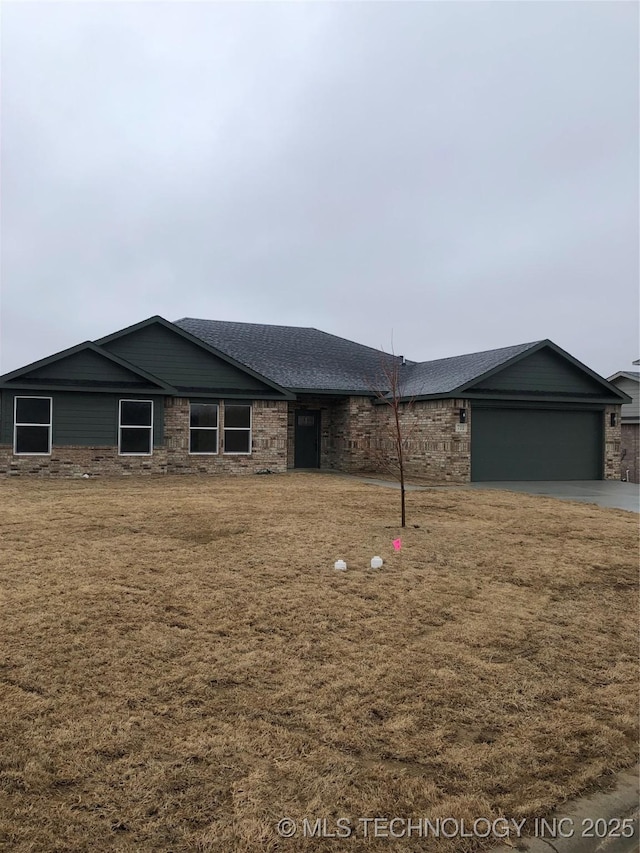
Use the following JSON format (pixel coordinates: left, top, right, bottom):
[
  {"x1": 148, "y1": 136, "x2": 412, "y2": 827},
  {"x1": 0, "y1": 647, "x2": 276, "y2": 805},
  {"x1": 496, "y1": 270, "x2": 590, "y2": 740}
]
[{"x1": 0, "y1": 472, "x2": 638, "y2": 853}]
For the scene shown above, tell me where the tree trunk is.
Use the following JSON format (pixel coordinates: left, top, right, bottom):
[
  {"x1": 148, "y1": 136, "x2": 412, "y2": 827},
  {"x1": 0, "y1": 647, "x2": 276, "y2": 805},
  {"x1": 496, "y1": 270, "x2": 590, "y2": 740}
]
[
  {"x1": 394, "y1": 403, "x2": 406, "y2": 528},
  {"x1": 370, "y1": 348, "x2": 415, "y2": 528}
]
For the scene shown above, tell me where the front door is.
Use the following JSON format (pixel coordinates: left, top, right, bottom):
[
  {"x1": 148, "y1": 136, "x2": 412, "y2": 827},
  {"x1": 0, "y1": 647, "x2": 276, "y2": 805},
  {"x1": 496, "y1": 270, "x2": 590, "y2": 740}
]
[{"x1": 294, "y1": 410, "x2": 321, "y2": 468}]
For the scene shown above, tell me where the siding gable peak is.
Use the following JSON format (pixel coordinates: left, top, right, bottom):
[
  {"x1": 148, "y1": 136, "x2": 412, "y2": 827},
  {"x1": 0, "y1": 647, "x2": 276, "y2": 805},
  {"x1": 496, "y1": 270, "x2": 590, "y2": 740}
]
[
  {"x1": 461, "y1": 340, "x2": 632, "y2": 402},
  {"x1": 95, "y1": 316, "x2": 294, "y2": 398},
  {"x1": 0, "y1": 341, "x2": 176, "y2": 393}
]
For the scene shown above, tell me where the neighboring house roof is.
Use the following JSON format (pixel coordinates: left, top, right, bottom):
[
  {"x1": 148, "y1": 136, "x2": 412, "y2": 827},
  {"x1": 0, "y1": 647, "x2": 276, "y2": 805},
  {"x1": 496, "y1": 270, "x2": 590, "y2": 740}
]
[
  {"x1": 607, "y1": 370, "x2": 640, "y2": 423},
  {"x1": 398, "y1": 341, "x2": 541, "y2": 396},
  {"x1": 607, "y1": 371, "x2": 640, "y2": 383},
  {"x1": 174, "y1": 318, "x2": 401, "y2": 392}
]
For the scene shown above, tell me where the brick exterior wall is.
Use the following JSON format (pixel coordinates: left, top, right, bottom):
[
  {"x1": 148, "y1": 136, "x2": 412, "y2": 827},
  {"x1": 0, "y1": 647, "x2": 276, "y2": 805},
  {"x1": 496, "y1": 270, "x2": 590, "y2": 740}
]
[
  {"x1": 327, "y1": 398, "x2": 351, "y2": 469},
  {"x1": 620, "y1": 422, "x2": 639, "y2": 483},
  {"x1": 0, "y1": 396, "x2": 625, "y2": 483},
  {"x1": 314, "y1": 397, "x2": 376, "y2": 473},
  {"x1": 603, "y1": 405, "x2": 622, "y2": 480},
  {"x1": 164, "y1": 398, "x2": 287, "y2": 474},
  {"x1": 285, "y1": 395, "x2": 470, "y2": 483},
  {"x1": 0, "y1": 445, "x2": 168, "y2": 477},
  {"x1": 362, "y1": 397, "x2": 471, "y2": 483},
  {"x1": 0, "y1": 398, "x2": 288, "y2": 477}
]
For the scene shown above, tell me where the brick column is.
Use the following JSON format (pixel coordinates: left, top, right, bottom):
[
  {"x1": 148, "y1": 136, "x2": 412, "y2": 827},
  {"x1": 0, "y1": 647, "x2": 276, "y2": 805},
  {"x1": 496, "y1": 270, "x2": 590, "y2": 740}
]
[{"x1": 603, "y1": 405, "x2": 622, "y2": 479}]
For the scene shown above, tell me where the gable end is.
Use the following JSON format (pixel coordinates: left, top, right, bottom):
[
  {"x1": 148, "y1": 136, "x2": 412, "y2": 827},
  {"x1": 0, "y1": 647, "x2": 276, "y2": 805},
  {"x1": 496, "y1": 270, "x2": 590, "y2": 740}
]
[
  {"x1": 96, "y1": 317, "x2": 294, "y2": 398},
  {"x1": 0, "y1": 342, "x2": 175, "y2": 393},
  {"x1": 462, "y1": 342, "x2": 630, "y2": 402}
]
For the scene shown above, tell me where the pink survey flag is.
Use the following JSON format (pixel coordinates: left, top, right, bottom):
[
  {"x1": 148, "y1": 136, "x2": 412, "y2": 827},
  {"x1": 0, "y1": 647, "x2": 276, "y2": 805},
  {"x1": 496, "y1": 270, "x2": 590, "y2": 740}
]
[{"x1": 392, "y1": 538, "x2": 402, "y2": 551}]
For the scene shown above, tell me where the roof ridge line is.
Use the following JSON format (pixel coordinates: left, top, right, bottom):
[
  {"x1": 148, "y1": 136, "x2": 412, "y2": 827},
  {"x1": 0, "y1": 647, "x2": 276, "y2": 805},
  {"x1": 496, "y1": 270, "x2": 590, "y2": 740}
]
[
  {"x1": 175, "y1": 317, "x2": 316, "y2": 332},
  {"x1": 410, "y1": 340, "x2": 542, "y2": 368}
]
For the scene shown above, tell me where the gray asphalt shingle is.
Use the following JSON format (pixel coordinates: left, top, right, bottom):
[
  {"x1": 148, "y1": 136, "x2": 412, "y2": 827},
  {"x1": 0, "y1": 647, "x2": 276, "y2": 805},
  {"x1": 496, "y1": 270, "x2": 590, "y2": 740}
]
[
  {"x1": 175, "y1": 318, "x2": 401, "y2": 392},
  {"x1": 398, "y1": 341, "x2": 542, "y2": 396},
  {"x1": 175, "y1": 317, "x2": 541, "y2": 396}
]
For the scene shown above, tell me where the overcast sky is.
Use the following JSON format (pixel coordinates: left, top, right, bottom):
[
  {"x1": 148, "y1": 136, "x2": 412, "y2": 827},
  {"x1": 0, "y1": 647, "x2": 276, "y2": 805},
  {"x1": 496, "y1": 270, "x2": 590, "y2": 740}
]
[{"x1": 1, "y1": 1, "x2": 638, "y2": 378}]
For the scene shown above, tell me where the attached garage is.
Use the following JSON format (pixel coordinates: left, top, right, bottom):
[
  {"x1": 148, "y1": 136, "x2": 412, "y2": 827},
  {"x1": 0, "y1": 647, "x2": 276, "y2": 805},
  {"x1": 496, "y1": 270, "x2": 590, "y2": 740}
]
[
  {"x1": 392, "y1": 339, "x2": 629, "y2": 484},
  {"x1": 471, "y1": 406, "x2": 603, "y2": 481}
]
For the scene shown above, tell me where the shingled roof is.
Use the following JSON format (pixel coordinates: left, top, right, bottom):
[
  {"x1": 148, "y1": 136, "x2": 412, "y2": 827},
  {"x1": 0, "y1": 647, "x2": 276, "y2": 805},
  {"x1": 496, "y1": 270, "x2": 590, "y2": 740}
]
[
  {"x1": 175, "y1": 318, "x2": 401, "y2": 392},
  {"x1": 608, "y1": 371, "x2": 640, "y2": 382},
  {"x1": 398, "y1": 341, "x2": 542, "y2": 397},
  {"x1": 175, "y1": 318, "x2": 543, "y2": 396}
]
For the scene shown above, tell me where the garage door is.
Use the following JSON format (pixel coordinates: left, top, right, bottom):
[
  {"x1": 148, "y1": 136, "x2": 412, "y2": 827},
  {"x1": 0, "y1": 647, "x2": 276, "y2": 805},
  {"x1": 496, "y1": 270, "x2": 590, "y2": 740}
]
[{"x1": 471, "y1": 407, "x2": 603, "y2": 481}]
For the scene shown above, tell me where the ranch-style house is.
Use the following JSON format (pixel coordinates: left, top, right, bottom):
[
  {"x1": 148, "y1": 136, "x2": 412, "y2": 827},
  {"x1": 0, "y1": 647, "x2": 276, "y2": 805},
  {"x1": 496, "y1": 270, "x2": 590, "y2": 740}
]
[{"x1": 0, "y1": 315, "x2": 630, "y2": 482}]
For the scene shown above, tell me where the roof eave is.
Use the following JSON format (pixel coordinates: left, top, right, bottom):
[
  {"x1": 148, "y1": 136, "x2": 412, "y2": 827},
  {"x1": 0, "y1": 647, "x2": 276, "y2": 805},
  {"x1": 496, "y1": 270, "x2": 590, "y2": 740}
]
[
  {"x1": 607, "y1": 371, "x2": 640, "y2": 384},
  {"x1": 174, "y1": 387, "x2": 296, "y2": 401},
  {"x1": 373, "y1": 391, "x2": 459, "y2": 404},
  {"x1": 289, "y1": 387, "x2": 373, "y2": 397},
  {"x1": 374, "y1": 390, "x2": 631, "y2": 405},
  {"x1": 0, "y1": 382, "x2": 171, "y2": 394},
  {"x1": 463, "y1": 392, "x2": 630, "y2": 405}
]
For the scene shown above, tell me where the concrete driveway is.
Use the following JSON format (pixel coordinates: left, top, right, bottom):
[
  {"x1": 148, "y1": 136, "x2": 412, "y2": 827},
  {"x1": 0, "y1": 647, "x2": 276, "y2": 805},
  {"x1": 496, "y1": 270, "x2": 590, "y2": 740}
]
[
  {"x1": 315, "y1": 472, "x2": 640, "y2": 513},
  {"x1": 463, "y1": 481, "x2": 639, "y2": 513}
]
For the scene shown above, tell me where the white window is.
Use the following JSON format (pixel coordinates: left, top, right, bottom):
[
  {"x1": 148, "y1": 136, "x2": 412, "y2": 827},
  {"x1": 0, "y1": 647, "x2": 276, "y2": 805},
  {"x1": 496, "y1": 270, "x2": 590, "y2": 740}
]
[
  {"x1": 14, "y1": 396, "x2": 52, "y2": 455},
  {"x1": 119, "y1": 400, "x2": 153, "y2": 455},
  {"x1": 223, "y1": 403, "x2": 252, "y2": 454},
  {"x1": 189, "y1": 403, "x2": 219, "y2": 454}
]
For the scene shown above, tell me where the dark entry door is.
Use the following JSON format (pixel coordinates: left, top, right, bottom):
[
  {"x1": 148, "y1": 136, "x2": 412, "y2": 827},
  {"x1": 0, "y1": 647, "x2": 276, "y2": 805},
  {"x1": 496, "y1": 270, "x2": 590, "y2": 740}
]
[{"x1": 294, "y1": 410, "x2": 321, "y2": 468}]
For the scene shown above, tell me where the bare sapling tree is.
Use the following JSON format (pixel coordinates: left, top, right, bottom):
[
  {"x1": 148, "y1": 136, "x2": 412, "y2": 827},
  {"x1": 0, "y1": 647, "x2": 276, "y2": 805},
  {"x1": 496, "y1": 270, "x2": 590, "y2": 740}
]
[{"x1": 369, "y1": 350, "x2": 417, "y2": 528}]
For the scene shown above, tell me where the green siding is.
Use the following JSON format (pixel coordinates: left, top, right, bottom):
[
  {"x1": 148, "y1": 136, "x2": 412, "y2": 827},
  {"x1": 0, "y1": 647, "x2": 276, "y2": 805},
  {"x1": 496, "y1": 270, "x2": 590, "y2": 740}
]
[
  {"x1": 102, "y1": 323, "x2": 270, "y2": 392},
  {"x1": 471, "y1": 406, "x2": 603, "y2": 481},
  {"x1": 1, "y1": 391, "x2": 12, "y2": 445},
  {"x1": 471, "y1": 348, "x2": 605, "y2": 395},
  {"x1": 54, "y1": 393, "x2": 115, "y2": 446},
  {"x1": 20, "y1": 349, "x2": 148, "y2": 384},
  {"x1": 1, "y1": 391, "x2": 164, "y2": 448}
]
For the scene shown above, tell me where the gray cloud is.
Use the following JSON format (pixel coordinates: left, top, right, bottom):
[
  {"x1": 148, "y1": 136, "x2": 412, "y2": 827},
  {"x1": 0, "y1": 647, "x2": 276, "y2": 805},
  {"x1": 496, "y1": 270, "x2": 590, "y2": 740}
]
[{"x1": 1, "y1": 1, "x2": 637, "y2": 377}]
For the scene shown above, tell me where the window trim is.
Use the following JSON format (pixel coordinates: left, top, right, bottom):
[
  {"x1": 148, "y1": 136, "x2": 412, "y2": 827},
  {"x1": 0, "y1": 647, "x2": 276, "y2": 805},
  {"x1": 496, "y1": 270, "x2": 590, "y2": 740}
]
[
  {"x1": 223, "y1": 402, "x2": 252, "y2": 455},
  {"x1": 118, "y1": 399, "x2": 154, "y2": 456},
  {"x1": 13, "y1": 395, "x2": 53, "y2": 456},
  {"x1": 189, "y1": 402, "x2": 219, "y2": 455}
]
